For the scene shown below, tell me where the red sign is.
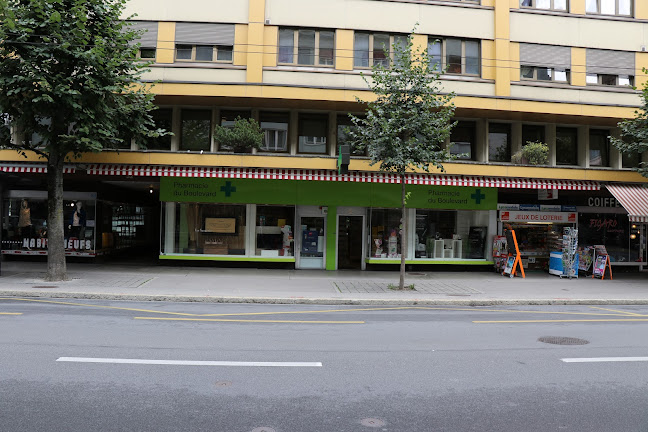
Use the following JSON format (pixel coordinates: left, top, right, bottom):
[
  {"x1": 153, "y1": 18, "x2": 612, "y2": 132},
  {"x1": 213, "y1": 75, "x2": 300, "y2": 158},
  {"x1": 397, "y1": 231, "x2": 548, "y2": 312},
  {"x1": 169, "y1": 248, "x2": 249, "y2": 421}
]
[{"x1": 499, "y1": 211, "x2": 577, "y2": 223}]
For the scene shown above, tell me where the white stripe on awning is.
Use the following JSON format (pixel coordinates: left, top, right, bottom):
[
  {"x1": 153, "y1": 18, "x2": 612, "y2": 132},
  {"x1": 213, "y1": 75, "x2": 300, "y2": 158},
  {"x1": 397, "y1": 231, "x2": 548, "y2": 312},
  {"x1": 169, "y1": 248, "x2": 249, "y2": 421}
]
[
  {"x1": 0, "y1": 163, "x2": 76, "y2": 174},
  {"x1": 85, "y1": 164, "x2": 601, "y2": 190},
  {"x1": 605, "y1": 184, "x2": 648, "y2": 223}
]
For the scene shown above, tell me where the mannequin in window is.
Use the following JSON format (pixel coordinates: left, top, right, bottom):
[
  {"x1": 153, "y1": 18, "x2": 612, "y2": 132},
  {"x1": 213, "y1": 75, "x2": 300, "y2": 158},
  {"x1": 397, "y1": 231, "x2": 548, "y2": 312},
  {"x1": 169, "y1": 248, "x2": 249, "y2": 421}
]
[
  {"x1": 18, "y1": 199, "x2": 32, "y2": 239},
  {"x1": 68, "y1": 201, "x2": 86, "y2": 239}
]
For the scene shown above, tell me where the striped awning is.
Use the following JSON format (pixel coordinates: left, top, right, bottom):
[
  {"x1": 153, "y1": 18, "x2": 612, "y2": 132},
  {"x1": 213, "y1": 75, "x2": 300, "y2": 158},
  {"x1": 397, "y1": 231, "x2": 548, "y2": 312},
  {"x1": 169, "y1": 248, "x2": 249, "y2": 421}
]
[
  {"x1": 85, "y1": 164, "x2": 600, "y2": 191},
  {"x1": 605, "y1": 184, "x2": 648, "y2": 223},
  {"x1": 0, "y1": 163, "x2": 76, "y2": 174}
]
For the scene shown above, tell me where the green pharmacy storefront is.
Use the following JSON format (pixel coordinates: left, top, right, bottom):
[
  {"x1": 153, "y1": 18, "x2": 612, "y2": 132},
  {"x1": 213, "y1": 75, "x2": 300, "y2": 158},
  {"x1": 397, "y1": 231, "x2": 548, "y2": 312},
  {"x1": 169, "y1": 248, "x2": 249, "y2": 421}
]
[{"x1": 159, "y1": 176, "x2": 498, "y2": 270}]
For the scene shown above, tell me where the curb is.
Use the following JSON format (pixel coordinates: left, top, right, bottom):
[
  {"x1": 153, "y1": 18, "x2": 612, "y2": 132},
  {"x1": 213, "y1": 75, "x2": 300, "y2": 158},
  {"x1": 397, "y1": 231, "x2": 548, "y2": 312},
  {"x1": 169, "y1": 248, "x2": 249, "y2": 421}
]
[{"x1": 2, "y1": 291, "x2": 648, "y2": 306}]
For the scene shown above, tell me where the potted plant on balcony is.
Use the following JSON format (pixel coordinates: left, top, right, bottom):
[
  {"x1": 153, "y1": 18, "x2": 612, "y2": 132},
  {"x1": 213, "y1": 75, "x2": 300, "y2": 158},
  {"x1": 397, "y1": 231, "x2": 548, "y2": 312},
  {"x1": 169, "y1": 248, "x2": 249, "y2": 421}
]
[
  {"x1": 512, "y1": 141, "x2": 549, "y2": 165},
  {"x1": 214, "y1": 116, "x2": 263, "y2": 153}
]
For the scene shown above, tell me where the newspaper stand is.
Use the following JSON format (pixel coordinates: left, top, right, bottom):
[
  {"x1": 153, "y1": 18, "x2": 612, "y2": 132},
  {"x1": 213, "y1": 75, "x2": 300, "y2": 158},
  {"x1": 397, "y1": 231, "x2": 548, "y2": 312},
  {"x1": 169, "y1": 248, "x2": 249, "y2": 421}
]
[{"x1": 502, "y1": 229, "x2": 525, "y2": 278}]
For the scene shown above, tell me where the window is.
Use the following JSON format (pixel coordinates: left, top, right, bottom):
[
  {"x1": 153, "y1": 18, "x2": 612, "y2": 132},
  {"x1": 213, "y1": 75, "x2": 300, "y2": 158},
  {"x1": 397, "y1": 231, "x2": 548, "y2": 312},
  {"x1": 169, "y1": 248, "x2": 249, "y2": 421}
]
[
  {"x1": 522, "y1": 124, "x2": 545, "y2": 145},
  {"x1": 298, "y1": 114, "x2": 328, "y2": 154},
  {"x1": 520, "y1": 66, "x2": 569, "y2": 83},
  {"x1": 180, "y1": 109, "x2": 211, "y2": 151},
  {"x1": 369, "y1": 209, "x2": 402, "y2": 258},
  {"x1": 336, "y1": 115, "x2": 366, "y2": 156},
  {"x1": 144, "y1": 109, "x2": 173, "y2": 150},
  {"x1": 589, "y1": 130, "x2": 610, "y2": 167},
  {"x1": 428, "y1": 38, "x2": 480, "y2": 76},
  {"x1": 354, "y1": 33, "x2": 408, "y2": 68},
  {"x1": 218, "y1": 110, "x2": 251, "y2": 152},
  {"x1": 175, "y1": 45, "x2": 233, "y2": 62},
  {"x1": 586, "y1": 73, "x2": 633, "y2": 87},
  {"x1": 586, "y1": 0, "x2": 632, "y2": 15},
  {"x1": 488, "y1": 123, "x2": 511, "y2": 162},
  {"x1": 622, "y1": 149, "x2": 641, "y2": 168},
  {"x1": 520, "y1": 0, "x2": 568, "y2": 10},
  {"x1": 255, "y1": 206, "x2": 295, "y2": 257},
  {"x1": 556, "y1": 127, "x2": 578, "y2": 165},
  {"x1": 138, "y1": 47, "x2": 156, "y2": 60},
  {"x1": 259, "y1": 112, "x2": 289, "y2": 152},
  {"x1": 130, "y1": 21, "x2": 158, "y2": 61},
  {"x1": 449, "y1": 121, "x2": 476, "y2": 160},
  {"x1": 278, "y1": 29, "x2": 334, "y2": 66}
]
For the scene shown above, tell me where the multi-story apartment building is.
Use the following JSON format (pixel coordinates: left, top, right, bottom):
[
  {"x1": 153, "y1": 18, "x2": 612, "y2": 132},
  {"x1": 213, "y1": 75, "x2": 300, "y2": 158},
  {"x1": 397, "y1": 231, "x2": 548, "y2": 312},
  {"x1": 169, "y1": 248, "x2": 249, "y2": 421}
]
[{"x1": 2, "y1": 0, "x2": 647, "y2": 272}]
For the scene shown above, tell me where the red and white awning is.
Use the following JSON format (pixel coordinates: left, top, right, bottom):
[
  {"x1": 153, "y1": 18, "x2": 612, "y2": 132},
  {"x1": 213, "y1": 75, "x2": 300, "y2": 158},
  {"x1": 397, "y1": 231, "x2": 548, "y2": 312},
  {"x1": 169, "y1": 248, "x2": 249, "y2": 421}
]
[
  {"x1": 85, "y1": 164, "x2": 600, "y2": 191},
  {"x1": 0, "y1": 163, "x2": 76, "y2": 174},
  {"x1": 606, "y1": 184, "x2": 648, "y2": 223}
]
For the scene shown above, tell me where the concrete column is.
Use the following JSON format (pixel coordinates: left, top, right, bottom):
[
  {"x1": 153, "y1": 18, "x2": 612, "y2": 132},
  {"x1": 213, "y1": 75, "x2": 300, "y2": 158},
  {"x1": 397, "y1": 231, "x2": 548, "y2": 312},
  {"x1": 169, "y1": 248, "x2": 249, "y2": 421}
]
[
  {"x1": 546, "y1": 124, "x2": 557, "y2": 166},
  {"x1": 511, "y1": 122, "x2": 522, "y2": 157},
  {"x1": 171, "y1": 107, "x2": 181, "y2": 151},
  {"x1": 476, "y1": 119, "x2": 489, "y2": 163},
  {"x1": 164, "y1": 202, "x2": 176, "y2": 254},
  {"x1": 578, "y1": 125, "x2": 589, "y2": 167}
]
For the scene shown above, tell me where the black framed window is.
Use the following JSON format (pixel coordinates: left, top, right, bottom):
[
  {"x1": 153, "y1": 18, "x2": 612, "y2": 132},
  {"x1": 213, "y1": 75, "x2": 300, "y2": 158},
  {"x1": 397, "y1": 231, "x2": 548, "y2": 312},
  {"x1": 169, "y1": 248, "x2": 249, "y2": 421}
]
[
  {"x1": 298, "y1": 114, "x2": 328, "y2": 154},
  {"x1": 488, "y1": 123, "x2": 511, "y2": 162},
  {"x1": 144, "y1": 108, "x2": 173, "y2": 150},
  {"x1": 522, "y1": 124, "x2": 545, "y2": 145},
  {"x1": 589, "y1": 129, "x2": 610, "y2": 167},
  {"x1": 259, "y1": 112, "x2": 289, "y2": 153},
  {"x1": 449, "y1": 121, "x2": 476, "y2": 160},
  {"x1": 556, "y1": 127, "x2": 578, "y2": 165},
  {"x1": 180, "y1": 109, "x2": 211, "y2": 151}
]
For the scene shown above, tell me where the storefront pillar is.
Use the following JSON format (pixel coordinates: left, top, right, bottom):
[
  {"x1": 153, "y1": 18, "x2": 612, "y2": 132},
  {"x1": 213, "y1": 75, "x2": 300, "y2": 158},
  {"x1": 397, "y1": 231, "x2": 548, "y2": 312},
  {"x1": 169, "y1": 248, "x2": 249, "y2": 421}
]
[
  {"x1": 325, "y1": 205, "x2": 337, "y2": 270},
  {"x1": 164, "y1": 202, "x2": 176, "y2": 254}
]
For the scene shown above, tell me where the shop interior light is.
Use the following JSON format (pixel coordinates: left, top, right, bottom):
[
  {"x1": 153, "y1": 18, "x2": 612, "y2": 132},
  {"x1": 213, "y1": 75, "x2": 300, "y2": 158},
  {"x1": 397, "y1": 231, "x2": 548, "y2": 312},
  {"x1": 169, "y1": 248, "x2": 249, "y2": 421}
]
[{"x1": 630, "y1": 234, "x2": 637, "y2": 240}]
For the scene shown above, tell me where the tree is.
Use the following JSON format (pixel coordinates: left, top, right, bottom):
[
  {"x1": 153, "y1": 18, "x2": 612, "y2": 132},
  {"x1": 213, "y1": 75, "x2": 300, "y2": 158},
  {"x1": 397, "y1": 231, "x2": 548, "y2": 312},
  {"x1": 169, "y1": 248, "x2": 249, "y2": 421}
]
[
  {"x1": 349, "y1": 32, "x2": 456, "y2": 290},
  {"x1": 214, "y1": 117, "x2": 264, "y2": 153},
  {"x1": 611, "y1": 75, "x2": 648, "y2": 177},
  {"x1": 0, "y1": 0, "x2": 163, "y2": 280}
]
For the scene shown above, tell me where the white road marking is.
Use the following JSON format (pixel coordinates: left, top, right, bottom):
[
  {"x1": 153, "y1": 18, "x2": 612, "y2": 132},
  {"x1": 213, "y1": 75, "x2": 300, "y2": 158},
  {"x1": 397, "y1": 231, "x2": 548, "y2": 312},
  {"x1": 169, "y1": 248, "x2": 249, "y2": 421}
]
[
  {"x1": 561, "y1": 357, "x2": 648, "y2": 363},
  {"x1": 56, "y1": 357, "x2": 322, "y2": 367}
]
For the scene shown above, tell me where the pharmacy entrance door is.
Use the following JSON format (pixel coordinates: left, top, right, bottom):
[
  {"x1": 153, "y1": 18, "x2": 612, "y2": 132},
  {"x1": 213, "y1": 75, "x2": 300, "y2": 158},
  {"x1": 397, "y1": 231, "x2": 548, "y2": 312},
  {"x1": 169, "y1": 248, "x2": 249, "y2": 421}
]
[{"x1": 296, "y1": 208, "x2": 326, "y2": 269}]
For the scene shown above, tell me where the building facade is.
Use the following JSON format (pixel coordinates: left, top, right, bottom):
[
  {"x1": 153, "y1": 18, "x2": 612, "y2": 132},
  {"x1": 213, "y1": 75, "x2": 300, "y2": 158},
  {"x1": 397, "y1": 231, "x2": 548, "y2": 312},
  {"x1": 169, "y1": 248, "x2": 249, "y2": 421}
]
[{"x1": 2, "y1": 0, "x2": 648, "y2": 271}]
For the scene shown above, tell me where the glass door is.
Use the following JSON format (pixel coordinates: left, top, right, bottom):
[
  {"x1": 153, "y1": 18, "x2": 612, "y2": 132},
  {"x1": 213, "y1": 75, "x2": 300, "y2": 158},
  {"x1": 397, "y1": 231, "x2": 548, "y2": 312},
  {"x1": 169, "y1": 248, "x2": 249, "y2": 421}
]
[{"x1": 297, "y1": 216, "x2": 325, "y2": 269}]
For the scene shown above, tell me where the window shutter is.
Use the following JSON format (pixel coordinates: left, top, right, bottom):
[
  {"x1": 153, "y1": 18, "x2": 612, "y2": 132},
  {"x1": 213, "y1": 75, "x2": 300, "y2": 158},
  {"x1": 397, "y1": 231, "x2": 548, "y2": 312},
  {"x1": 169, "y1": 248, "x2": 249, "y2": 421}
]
[
  {"x1": 128, "y1": 21, "x2": 158, "y2": 47},
  {"x1": 586, "y1": 49, "x2": 635, "y2": 76},
  {"x1": 519, "y1": 43, "x2": 570, "y2": 69},
  {"x1": 175, "y1": 23, "x2": 235, "y2": 46}
]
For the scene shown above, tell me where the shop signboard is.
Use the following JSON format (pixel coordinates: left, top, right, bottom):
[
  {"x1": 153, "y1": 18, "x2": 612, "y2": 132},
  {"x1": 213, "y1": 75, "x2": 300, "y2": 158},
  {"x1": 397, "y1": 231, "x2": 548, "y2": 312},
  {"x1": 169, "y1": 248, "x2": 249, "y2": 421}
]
[
  {"x1": 592, "y1": 255, "x2": 608, "y2": 277},
  {"x1": 499, "y1": 211, "x2": 577, "y2": 223}
]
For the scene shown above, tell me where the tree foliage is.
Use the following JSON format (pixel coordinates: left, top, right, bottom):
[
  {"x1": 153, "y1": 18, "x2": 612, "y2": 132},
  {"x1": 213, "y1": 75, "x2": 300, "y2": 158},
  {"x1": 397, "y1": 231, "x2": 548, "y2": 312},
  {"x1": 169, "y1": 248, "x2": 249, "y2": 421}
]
[
  {"x1": 214, "y1": 117, "x2": 264, "y2": 153},
  {"x1": 611, "y1": 73, "x2": 648, "y2": 177}
]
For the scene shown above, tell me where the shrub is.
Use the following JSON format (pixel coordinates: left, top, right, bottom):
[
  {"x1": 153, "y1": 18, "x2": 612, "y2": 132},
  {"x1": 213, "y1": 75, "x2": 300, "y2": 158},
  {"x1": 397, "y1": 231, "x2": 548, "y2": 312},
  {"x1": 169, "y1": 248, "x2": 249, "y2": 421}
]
[
  {"x1": 512, "y1": 141, "x2": 549, "y2": 165},
  {"x1": 214, "y1": 117, "x2": 263, "y2": 153}
]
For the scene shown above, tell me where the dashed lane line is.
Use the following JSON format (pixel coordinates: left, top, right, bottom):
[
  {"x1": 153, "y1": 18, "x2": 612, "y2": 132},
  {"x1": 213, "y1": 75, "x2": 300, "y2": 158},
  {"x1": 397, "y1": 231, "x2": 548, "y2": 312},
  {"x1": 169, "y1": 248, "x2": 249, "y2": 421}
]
[
  {"x1": 56, "y1": 357, "x2": 322, "y2": 367},
  {"x1": 474, "y1": 318, "x2": 648, "y2": 324},
  {"x1": 134, "y1": 317, "x2": 365, "y2": 324},
  {"x1": 0, "y1": 312, "x2": 22, "y2": 315},
  {"x1": 0, "y1": 298, "x2": 198, "y2": 316}
]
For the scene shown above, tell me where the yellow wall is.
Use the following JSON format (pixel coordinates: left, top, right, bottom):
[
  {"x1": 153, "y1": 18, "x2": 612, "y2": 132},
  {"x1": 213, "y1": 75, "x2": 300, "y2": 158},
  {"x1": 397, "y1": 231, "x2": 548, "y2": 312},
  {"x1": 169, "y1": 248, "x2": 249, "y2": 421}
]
[
  {"x1": 233, "y1": 24, "x2": 248, "y2": 67},
  {"x1": 481, "y1": 40, "x2": 496, "y2": 81},
  {"x1": 509, "y1": 42, "x2": 519, "y2": 82},
  {"x1": 570, "y1": 0, "x2": 585, "y2": 14},
  {"x1": 156, "y1": 22, "x2": 175, "y2": 64},
  {"x1": 246, "y1": 0, "x2": 265, "y2": 83},
  {"x1": 637, "y1": 1, "x2": 648, "y2": 19},
  {"x1": 636, "y1": 52, "x2": 648, "y2": 88},
  {"x1": 571, "y1": 47, "x2": 586, "y2": 87},
  {"x1": 335, "y1": 29, "x2": 354, "y2": 71},
  {"x1": 494, "y1": 0, "x2": 511, "y2": 96},
  {"x1": 263, "y1": 26, "x2": 278, "y2": 67}
]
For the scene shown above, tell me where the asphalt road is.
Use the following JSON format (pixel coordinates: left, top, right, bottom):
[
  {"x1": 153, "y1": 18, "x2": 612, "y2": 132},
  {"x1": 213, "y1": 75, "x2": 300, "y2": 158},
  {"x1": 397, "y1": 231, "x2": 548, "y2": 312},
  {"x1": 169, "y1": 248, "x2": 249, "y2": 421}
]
[{"x1": 1, "y1": 298, "x2": 648, "y2": 432}]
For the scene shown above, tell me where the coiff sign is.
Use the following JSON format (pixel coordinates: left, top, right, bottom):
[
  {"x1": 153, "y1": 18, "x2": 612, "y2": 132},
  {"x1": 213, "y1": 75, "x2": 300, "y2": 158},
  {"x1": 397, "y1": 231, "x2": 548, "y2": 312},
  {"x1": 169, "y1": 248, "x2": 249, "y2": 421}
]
[{"x1": 500, "y1": 211, "x2": 577, "y2": 223}]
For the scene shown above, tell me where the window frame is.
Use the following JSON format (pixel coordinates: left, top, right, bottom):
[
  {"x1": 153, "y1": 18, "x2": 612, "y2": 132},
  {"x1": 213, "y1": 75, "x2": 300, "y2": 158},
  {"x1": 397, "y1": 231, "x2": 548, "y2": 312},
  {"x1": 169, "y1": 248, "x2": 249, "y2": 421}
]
[
  {"x1": 138, "y1": 47, "x2": 157, "y2": 60},
  {"x1": 428, "y1": 37, "x2": 481, "y2": 77},
  {"x1": 519, "y1": 0, "x2": 568, "y2": 11},
  {"x1": 259, "y1": 112, "x2": 290, "y2": 154},
  {"x1": 174, "y1": 44, "x2": 233, "y2": 63},
  {"x1": 588, "y1": 129, "x2": 610, "y2": 167},
  {"x1": 278, "y1": 28, "x2": 335, "y2": 67},
  {"x1": 520, "y1": 65, "x2": 570, "y2": 83},
  {"x1": 354, "y1": 32, "x2": 408, "y2": 69},
  {"x1": 297, "y1": 113, "x2": 329, "y2": 155},
  {"x1": 586, "y1": 0, "x2": 633, "y2": 16},
  {"x1": 555, "y1": 127, "x2": 579, "y2": 166},
  {"x1": 585, "y1": 73, "x2": 634, "y2": 87}
]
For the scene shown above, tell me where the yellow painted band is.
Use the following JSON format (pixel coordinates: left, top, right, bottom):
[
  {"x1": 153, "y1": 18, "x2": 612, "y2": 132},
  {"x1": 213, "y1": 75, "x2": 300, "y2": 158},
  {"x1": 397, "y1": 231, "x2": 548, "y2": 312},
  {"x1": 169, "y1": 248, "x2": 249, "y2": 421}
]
[
  {"x1": 474, "y1": 319, "x2": 648, "y2": 323},
  {"x1": 134, "y1": 317, "x2": 364, "y2": 324}
]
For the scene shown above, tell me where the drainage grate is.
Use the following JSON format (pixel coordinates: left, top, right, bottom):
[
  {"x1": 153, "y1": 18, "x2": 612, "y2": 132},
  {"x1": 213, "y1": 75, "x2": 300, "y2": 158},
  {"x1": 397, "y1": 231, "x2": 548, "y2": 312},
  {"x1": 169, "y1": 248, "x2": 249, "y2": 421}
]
[
  {"x1": 538, "y1": 336, "x2": 589, "y2": 345},
  {"x1": 32, "y1": 285, "x2": 58, "y2": 289},
  {"x1": 360, "y1": 418, "x2": 386, "y2": 428}
]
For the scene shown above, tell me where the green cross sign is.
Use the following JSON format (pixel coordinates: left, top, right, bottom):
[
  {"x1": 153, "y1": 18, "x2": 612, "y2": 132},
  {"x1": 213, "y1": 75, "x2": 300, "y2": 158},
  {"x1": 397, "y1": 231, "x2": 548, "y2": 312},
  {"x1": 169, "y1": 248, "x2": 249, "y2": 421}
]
[
  {"x1": 220, "y1": 181, "x2": 237, "y2": 197},
  {"x1": 471, "y1": 188, "x2": 485, "y2": 204}
]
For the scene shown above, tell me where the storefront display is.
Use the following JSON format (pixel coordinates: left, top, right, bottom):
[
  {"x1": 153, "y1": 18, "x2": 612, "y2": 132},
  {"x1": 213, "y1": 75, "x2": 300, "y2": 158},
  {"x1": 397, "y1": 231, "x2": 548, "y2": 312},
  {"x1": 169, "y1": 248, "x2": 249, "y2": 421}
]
[
  {"x1": 370, "y1": 209, "x2": 402, "y2": 258},
  {"x1": 578, "y1": 212, "x2": 643, "y2": 264},
  {"x1": 255, "y1": 205, "x2": 294, "y2": 257}
]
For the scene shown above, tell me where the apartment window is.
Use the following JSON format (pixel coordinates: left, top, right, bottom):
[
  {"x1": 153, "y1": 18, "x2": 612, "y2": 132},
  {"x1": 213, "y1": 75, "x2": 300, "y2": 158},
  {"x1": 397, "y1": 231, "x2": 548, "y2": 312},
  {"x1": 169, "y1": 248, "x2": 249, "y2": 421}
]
[
  {"x1": 586, "y1": 0, "x2": 632, "y2": 15},
  {"x1": 520, "y1": 0, "x2": 567, "y2": 10},
  {"x1": 144, "y1": 109, "x2": 173, "y2": 150},
  {"x1": 259, "y1": 112, "x2": 289, "y2": 153},
  {"x1": 522, "y1": 124, "x2": 545, "y2": 145},
  {"x1": 428, "y1": 38, "x2": 480, "y2": 76},
  {"x1": 138, "y1": 47, "x2": 156, "y2": 60},
  {"x1": 449, "y1": 121, "x2": 476, "y2": 160},
  {"x1": 488, "y1": 123, "x2": 511, "y2": 162},
  {"x1": 180, "y1": 109, "x2": 211, "y2": 152},
  {"x1": 218, "y1": 110, "x2": 251, "y2": 152},
  {"x1": 586, "y1": 73, "x2": 633, "y2": 87},
  {"x1": 354, "y1": 33, "x2": 408, "y2": 68},
  {"x1": 130, "y1": 21, "x2": 158, "y2": 61},
  {"x1": 556, "y1": 127, "x2": 578, "y2": 165},
  {"x1": 622, "y1": 149, "x2": 641, "y2": 168},
  {"x1": 175, "y1": 45, "x2": 232, "y2": 62},
  {"x1": 520, "y1": 66, "x2": 569, "y2": 82},
  {"x1": 336, "y1": 115, "x2": 365, "y2": 156},
  {"x1": 589, "y1": 129, "x2": 610, "y2": 167},
  {"x1": 279, "y1": 29, "x2": 334, "y2": 67},
  {"x1": 298, "y1": 114, "x2": 328, "y2": 154}
]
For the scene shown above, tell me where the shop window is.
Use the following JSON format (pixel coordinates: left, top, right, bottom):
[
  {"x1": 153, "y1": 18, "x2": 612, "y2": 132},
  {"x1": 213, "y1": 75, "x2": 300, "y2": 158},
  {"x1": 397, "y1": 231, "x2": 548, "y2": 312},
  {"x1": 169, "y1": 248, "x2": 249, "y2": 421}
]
[
  {"x1": 369, "y1": 209, "x2": 402, "y2": 258},
  {"x1": 180, "y1": 109, "x2": 211, "y2": 152},
  {"x1": 522, "y1": 124, "x2": 546, "y2": 145},
  {"x1": 556, "y1": 127, "x2": 578, "y2": 165},
  {"x1": 589, "y1": 129, "x2": 610, "y2": 167},
  {"x1": 586, "y1": 0, "x2": 632, "y2": 16},
  {"x1": 143, "y1": 108, "x2": 173, "y2": 150},
  {"x1": 218, "y1": 110, "x2": 251, "y2": 152},
  {"x1": 354, "y1": 33, "x2": 408, "y2": 68},
  {"x1": 579, "y1": 213, "x2": 640, "y2": 264},
  {"x1": 449, "y1": 121, "x2": 476, "y2": 160},
  {"x1": 167, "y1": 203, "x2": 246, "y2": 255},
  {"x1": 520, "y1": 0, "x2": 568, "y2": 10},
  {"x1": 175, "y1": 44, "x2": 233, "y2": 63},
  {"x1": 255, "y1": 206, "x2": 294, "y2": 257},
  {"x1": 278, "y1": 28, "x2": 334, "y2": 67},
  {"x1": 259, "y1": 112, "x2": 289, "y2": 153},
  {"x1": 428, "y1": 38, "x2": 480, "y2": 76},
  {"x1": 336, "y1": 114, "x2": 366, "y2": 156},
  {"x1": 488, "y1": 123, "x2": 511, "y2": 162},
  {"x1": 2, "y1": 196, "x2": 97, "y2": 254},
  {"x1": 414, "y1": 210, "x2": 489, "y2": 259},
  {"x1": 298, "y1": 114, "x2": 328, "y2": 154},
  {"x1": 520, "y1": 66, "x2": 569, "y2": 83}
]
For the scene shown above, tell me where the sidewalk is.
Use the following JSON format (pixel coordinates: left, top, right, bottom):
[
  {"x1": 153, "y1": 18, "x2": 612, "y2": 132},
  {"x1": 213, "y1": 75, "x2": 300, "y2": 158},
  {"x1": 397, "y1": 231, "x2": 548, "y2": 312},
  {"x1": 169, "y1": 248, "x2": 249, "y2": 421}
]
[{"x1": 0, "y1": 260, "x2": 646, "y2": 305}]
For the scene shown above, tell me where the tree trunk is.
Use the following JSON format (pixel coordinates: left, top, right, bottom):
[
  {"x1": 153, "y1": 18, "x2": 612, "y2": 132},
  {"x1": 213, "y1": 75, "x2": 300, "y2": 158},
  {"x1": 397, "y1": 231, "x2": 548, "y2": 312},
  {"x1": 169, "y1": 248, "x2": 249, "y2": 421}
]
[
  {"x1": 399, "y1": 173, "x2": 407, "y2": 290},
  {"x1": 46, "y1": 151, "x2": 68, "y2": 281}
]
